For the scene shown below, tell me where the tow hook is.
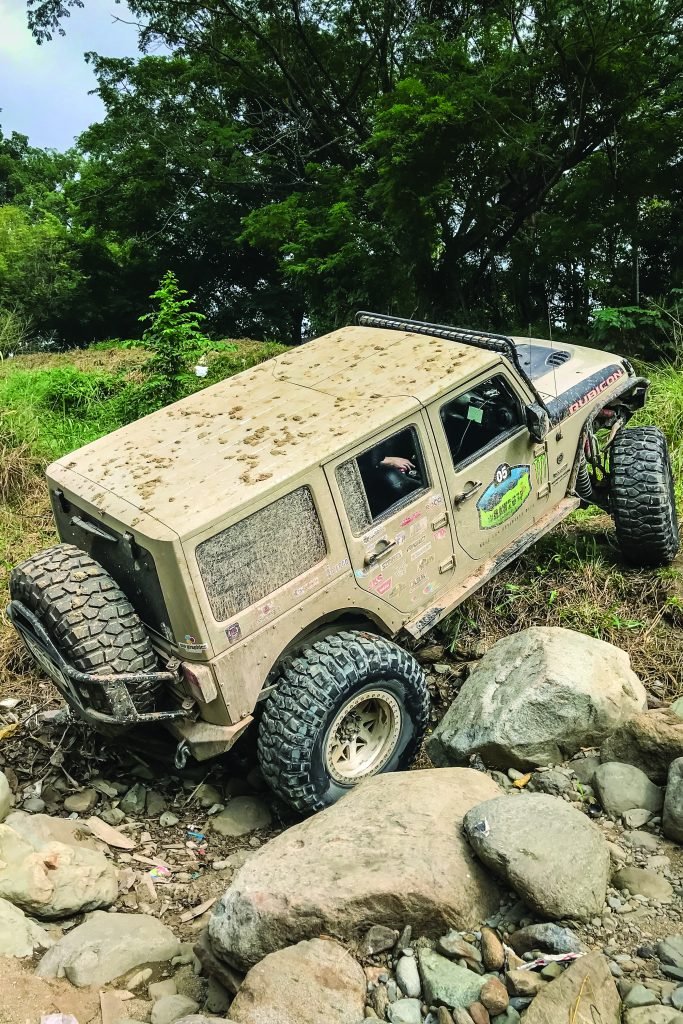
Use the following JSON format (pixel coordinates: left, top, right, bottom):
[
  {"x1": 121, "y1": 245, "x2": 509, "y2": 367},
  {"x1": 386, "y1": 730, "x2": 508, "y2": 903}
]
[{"x1": 174, "y1": 738, "x2": 190, "y2": 769}]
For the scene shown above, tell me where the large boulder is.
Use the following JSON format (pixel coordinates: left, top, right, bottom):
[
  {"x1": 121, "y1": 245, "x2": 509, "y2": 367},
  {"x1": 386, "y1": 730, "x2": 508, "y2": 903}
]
[
  {"x1": 37, "y1": 910, "x2": 180, "y2": 987},
  {"x1": 0, "y1": 771, "x2": 10, "y2": 822},
  {"x1": 522, "y1": 953, "x2": 620, "y2": 1023},
  {"x1": 0, "y1": 896, "x2": 53, "y2": 957},
  {"x1": 462, "y1": 794, "x2": 610, "y2": 921},
  {"x1": 5, "y1": 810, "x2": 100, "y2": 851},
  {"x1": 427, "y1": 627, "x2": 646, "y2": 771},
  {"x1": 209, "y1": 769, "x2": 503, "y2": 971},
  {"x1": 228, "y1": 938, "x2": 365, "y2": 1024},
  {"x1": 600, "y1": 708, "x2": 683, "y2": 784},
  {"x1": 593, "y1": 762, "x2": 663, "y2": 818},
  {"x1": 0, "y1": 823, "x2": 117, "y2": 918},
  {"x1": 664, "y1": 758, "x2": 683, "y2": 843}
]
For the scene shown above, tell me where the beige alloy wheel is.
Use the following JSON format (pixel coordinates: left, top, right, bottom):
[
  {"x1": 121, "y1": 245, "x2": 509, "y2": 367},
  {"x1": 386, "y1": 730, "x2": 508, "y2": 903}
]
[{"x1": 324, "y1": 688, "x2": 402, "y2": 784}]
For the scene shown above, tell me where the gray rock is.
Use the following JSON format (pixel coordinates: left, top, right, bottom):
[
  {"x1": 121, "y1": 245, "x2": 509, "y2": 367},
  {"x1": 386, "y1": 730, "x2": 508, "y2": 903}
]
[
  {"x1": 623, "y1": 984, "x2": 659, "y2": 1008},
  {"x1": 209, "y1": 796, "x2": 272, "y2": 837},
  {"x1": 672, "y1": 698, "x2": 683, "y2": 719},
  {"x1": 530, "y1": 769, "x2": 573, "y2": 795},
  {"x1": 0, "y1": 771, "x2": 11, "y2": 822},
  {"x1": 388, "y1": 999, "x2": 423, "y2": 1024},
  {"x1": 593, "y1": 762, "x2": 663, "y2": 818},
  {"x1": 0, "y1": 895, "x2": 53, "y2": 956},
  {"x1": 623, "y1": 808, "x2": 653, "y2": 829},
  {"x1": 508, "y1": 923, "x2": 584, "y2": 956},
  {"x1": 624, "y1": 1010, "x2": 683, "y2": 1023},
  {"x1": 436, "y1": 931, "x2": 481, "y2": 965},
  {"x1": 36, "y1": 910, "x2": 180, "y2": 986},
  {"x1": 196, "y1": 784, "x2": 222, "y2": 809},
  {"x1": 0, "y1": 821, "x2": 117, "y2": 918},
  {"x1": 463, "y1": 793, "x2": 610, "y2": 920},
  {"x1": 673, "y1": 988, "x2": 683, "y2": 1012},
  {"x1": 624, "y1": 831, "x2": 659, "y2": 851},
  {"x1": 228, "y1": 937, "x2": 365, "y2": 1024},
  {"x1": 209, "y1": 769, "x2": 502, "y2": 971},
  {"x1": 570, "y1": 755, "x2": 602, "y2": 786},
  {"x1": 160, "y1": 811, "x2": 180, "y2": 827},
  {"x1": 101, "y1": 806, "x2": 126, "y2": 826},
  {"x1": 601, "y1": 708, "x2": 683, "y2": 784},
  {"x1": 427, "y1": 627, "x2": 646, "y2": 771},
  {"x1": 120, "y1": 783, "x2": 147, "y2": 815},
  {"x1": 173, "y1": 1018, "x2": 229, "y2": 1024},
  {"x1": 659, "y1": 936, "x2": 683, "y2": 969},
  {"x1": 146, "y1": 790, "x2": 167, "y2": 817},
  {"x1": 396, "y1": 954, "x2": 421, "y2": 997},
  {"x1": 664, "y1": 757, "x2": 683, "y2": 843},
  {"x1": 363, "y1": 924, "x2": 398, "y2": 955},
  {"x1": 491, "y1": 1011, "x2": 520, "y2": 1024},
  {"x1": 151, "y1": 996, "x2": 200, "y2": 1024},
  {"x1": 150, "y1": 980, "x2": 178, "y2": 1000},
  {"x1": 63, "y1": 788, "x2": 98, "y2": 814},
  {"x1": 613, "y1": 867, "x2": 673, "y2": 902},
  {"x1": 418, "y1": 948, "x2": 488, "y2": 1008}
]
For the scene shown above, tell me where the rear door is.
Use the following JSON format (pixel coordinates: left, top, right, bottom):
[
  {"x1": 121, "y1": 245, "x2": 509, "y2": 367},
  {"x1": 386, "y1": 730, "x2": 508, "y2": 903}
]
[
  {"x1": 427, "y1": 369, "x2": 551, "y2": 560},
  {"x1": 324, "y1": 417, "x2": 458, "y2": 613}
]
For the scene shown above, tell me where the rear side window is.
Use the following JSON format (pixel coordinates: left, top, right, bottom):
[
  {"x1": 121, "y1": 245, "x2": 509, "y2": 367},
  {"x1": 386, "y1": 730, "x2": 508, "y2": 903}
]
[
  {"x1": 196, "y1": 486, "x2": 326, "y2": 621},
  {"x1": 336, "y1": 425, "x2": 430, "y2": 535}
]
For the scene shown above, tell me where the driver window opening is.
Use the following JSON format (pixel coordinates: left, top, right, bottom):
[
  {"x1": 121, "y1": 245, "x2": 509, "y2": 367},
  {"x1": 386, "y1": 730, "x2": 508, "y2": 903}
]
[
  {"x1": 336, "y1": 426, "x2": 430, "y2": 535},
  {"x1": 441, "y1": 375, "x2": 523, "y2": 468}
]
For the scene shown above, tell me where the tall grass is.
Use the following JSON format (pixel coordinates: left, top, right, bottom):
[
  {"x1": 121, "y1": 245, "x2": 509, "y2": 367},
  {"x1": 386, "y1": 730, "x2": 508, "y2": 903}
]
[{"x1": 633, "y1": 363, "x2": 683, "y2": 501}]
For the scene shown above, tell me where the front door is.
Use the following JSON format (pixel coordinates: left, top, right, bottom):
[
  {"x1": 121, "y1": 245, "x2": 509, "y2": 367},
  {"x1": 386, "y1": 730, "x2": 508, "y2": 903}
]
[
  {"x1": 428, "y1": 370, "x2": 551, "y2": 559},
  {"x1": 324, "y1": 418, "x2": 458, "y2": 613}
]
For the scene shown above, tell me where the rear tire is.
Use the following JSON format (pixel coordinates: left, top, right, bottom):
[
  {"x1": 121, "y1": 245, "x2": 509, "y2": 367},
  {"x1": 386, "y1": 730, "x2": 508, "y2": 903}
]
[
  {"x1": 610, "y1": 426, "x2": 679, "y2": 567},
  {"x1": 257, "y1": 630, "x2": 430, "y2": 814},
  {"x1": 10, "y1": 543, "x2": 160, "y2": 713}
]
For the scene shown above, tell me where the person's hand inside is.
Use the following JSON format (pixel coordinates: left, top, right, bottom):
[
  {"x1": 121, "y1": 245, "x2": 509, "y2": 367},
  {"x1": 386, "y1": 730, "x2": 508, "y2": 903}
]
[{"x1": 381, "y1": 456, "x2": 415, "y2": 473}]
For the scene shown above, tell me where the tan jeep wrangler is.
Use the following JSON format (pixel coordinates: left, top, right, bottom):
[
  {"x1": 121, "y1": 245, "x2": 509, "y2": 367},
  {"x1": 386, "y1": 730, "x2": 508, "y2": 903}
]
[{"x1": 8, "y1": 313, "x2": 678, "y2": 812}]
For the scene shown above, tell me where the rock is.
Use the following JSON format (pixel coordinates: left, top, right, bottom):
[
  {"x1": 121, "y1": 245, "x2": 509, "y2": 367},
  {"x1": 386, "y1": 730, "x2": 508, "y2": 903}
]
[
  {"x1": 228, "y1": 938, "x2": 365, "y2": 1024},
  {"x1": 508, "y1": 923, "x2": 584, "y2": 956},
  {"x1": 0, "y1": 895, "x2": 53, "y2": 956},
  {"x1": 658, "y1": 936, "x2": 683, "y2": 969},
  {"x1": 468, "y1": 1004, "x2": 490, "y2": 1024},
  {"x1": 210, "y1": 797, "x2": 272, "y2": 837},
  {"x1": 418, "y1": 948, "x2": 489, "y2": 1008},
  {"x1": 196, "y1": 784, "x2": 222, "y2": 809},
  {"x1": 23, "y1": 796, "x2": 46, "y2": 813},
  {"x1": 121, "y1": 783, "x2": 148, "y2": 815},
  {"x1": 530, "y1": 769, "x2": 573, "y2": 795},
  {"x1": 36, "y1": 910, "x2": 180, "y2": 986},
  {"x1": 63, "y1": 789, "x2": 98, "y2": 814},
  {"x1": 624, "y1": 1010, "x2": 683, "y2": 1023},
  {"x1": 0, "y1": 822, "x2": 118, "y2": 918},
  {"x1": 674, "y1": 989, "x2": 683, "y2": 1012},
  {"x1": 101, "y1": 806, "x2": 126, "y2": 826},
  {"x1": 480, "y1": 927, "x2": 505, "y2": 971},
  {"x1": 491, "y1": 1011, "x2": 520, "y2": 1024},
  {"x1": 427, "y1": 627, "x2": 646, "y2": 771},
  {"x1": 150, "y1": 980, "x2": 178, "y2": 1000},
  {"x1": 664, "y1": 757, "x2": 683, "y2": 843},
  {"x1": 505, "y1": 970, "x2": 546, "y2": 997},
  {"x1": 173, "y1": 1019, "x2": 228, "y2": 1024},
  {"x1": 363, "y1": 924, "x2": 398, "y2": 955},
  {"x1": 205, "y1": 976, "x2": 231, "y2": 1014},
  {"x1": 593, "y1": 762, "x2": 663, "y2": 817},
  {"x1": 521, "y1": 953, "x2": 620, "y2": 1023},
  {"x1": 673, "y1": 697, "x2": 683, "y2": 719},
  {"x1": 127, "y1": 967, "x2": 153, "y2": 990},
  {"x1": 209, "y1": 769, "x2": 502, "y2": 970},
  {"x1": 452, "y1": 1012, "x2": 476, "y2": 1024},
  {"x1": 601, "y1": 708, "x2": 683, "y2": 783},
  {"x1": 396, "y1": 955, "x2": 421, "y2": 997},
  {"x1": 388, "y1": 1000, "x2": 422, "y2": 1024},
  {"x1": 613, "y1": 867, "x2": 673, "y2": 901},
  {"x1": 570, "y1": 755, "x2": 602, "y2": 786},
  {"x1": 151, "y1": 996, "x2": 199, "y2": 1024},
  {"x1": 462, "y1": 794, "x2": 609, "y2": 920},
  {"x1": 623, "y1": 808, "x2": 653, "y2": 829},
  {"x1": 5, "y1": 810, "x2": 99, "y2": 850},
  {"x1": 623, "y1": 984, "x2": 659, "y2": 1008},
  {"x1": 160, "y1": 811, "x2": 180, "y2": 827},
  {"x1": 193, "y1": 929, "x2": 243, "y2": 995},
  {"x1": 625, "y1": 830, "x2": 659, "y2": 851},
  {"x1": 437, "y1": 932, "x2": 482, "y2": 966},
  {"x1": 480, "y1": 977, "x2": 508, "y2": 1015},
  {"x1": 146, "y1": 790, "x2": 167, "y2": 817},
  {"x1": 0, "y1": 770, "x2": 11, "y2": 822}
]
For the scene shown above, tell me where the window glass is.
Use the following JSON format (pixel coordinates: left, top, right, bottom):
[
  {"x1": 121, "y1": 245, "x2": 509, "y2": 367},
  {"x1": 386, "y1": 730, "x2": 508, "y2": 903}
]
[
  {"x1": 337, "y1": 426, "x2": 429, "y2": 535},
  {"x1": 440, "y1": 375, "x2": 523, "y2": 467},
  {"x1": 196, "y1": 486, "x2": 326, "y2": 621}
]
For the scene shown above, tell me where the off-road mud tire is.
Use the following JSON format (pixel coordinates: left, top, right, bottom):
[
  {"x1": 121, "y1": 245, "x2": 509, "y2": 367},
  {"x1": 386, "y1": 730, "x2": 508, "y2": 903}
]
[
  {"x1": 610, "y1": 426, "x2": 679, "y2": 567},
  {"x1": 10, "y1": 543, "x2": 160, "y2": 713},
  {"x1": 257, "y1": 630, "x2": 430, "y2": 814}
]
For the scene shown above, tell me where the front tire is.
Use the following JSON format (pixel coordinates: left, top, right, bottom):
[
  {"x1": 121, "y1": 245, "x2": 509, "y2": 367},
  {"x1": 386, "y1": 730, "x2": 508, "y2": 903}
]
[
  {"x1": 257, "y1": 630, "x2": 430, "y2": 813},
  {"x1": 610, "y1": 426, "x2": 679, "y2": 567}
]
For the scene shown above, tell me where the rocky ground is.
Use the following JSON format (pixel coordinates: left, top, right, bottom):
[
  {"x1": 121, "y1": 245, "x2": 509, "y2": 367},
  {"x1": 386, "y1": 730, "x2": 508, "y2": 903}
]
[{"x1": 1, "y1": 626, "x2": 683, "y2": 1023}]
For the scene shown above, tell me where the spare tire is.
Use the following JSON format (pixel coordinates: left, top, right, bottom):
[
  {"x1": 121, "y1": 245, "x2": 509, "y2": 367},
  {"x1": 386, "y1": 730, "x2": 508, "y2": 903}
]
[{"x1": 10, "y1": 543, "x2": 160, "y2": 714}]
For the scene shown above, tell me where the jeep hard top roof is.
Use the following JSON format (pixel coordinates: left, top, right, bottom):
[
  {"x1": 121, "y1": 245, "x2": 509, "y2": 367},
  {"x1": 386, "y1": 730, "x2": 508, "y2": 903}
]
[{"x1": 49, "y1": 324, "x2": 503, "y2": 539}]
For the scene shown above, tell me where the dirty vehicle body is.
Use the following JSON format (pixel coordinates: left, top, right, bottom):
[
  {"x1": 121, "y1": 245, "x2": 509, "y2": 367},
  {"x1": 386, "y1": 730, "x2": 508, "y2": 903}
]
[{"x1": 8, "y1": 313, "x2": 678, "y2": 811}]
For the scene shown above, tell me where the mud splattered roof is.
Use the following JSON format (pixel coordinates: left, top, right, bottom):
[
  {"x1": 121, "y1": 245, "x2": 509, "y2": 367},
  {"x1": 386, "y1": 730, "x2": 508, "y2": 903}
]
[{"x1": 48, "y1": 325, "x2": 499, "y2": 539}]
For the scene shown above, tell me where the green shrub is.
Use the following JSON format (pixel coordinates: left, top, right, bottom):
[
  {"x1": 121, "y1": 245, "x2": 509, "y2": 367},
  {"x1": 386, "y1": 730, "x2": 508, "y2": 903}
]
[{"x1": 33, "y1": 366, "x2": 122, "y2": 418}]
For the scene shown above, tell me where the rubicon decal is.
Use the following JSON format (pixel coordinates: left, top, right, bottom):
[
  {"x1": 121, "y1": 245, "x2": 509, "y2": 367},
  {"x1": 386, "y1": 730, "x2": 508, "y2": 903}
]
[
  {"x1": 547, "y1": 364, "x2": 626, "y2": 424},
  {"x1": 477, "y1": 464, "x2": 531, "y2": 529},
  {"x1": 568, "y1": 367, "x2": 625, "y2": 415}
]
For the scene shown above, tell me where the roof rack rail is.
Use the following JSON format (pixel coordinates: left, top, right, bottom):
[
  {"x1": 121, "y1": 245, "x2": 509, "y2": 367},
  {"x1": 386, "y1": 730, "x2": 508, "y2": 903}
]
[{"x1": 356, "y1": 311, "x2": 548, "y2": 411}]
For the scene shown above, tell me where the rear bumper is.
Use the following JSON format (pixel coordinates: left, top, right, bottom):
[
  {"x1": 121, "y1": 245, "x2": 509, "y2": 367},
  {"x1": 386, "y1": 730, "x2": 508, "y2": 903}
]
[{"x1": 7, "y1": 600, "x2": 187, "y2": 727}]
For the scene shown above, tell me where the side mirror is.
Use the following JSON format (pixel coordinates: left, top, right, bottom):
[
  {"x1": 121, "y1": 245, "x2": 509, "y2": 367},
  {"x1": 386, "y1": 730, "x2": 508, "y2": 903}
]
[{"x1": 526, "y1": 402, "x2": 550, "y2": 442}]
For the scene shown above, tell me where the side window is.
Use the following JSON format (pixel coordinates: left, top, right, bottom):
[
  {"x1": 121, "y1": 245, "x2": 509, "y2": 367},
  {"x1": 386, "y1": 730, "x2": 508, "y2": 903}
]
[
  {"x1": 440, "y1": 375, "x2": 523, "y2": 468},
  {"x1": 196, "y1": 486, "x2": 326, "y2": 621},
  {"x1": 336, "y1": 426, "x2": 430, "y2": 536}
]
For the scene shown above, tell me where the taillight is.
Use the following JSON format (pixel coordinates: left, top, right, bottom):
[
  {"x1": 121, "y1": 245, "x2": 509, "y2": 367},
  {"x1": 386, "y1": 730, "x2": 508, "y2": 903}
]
[{"x1": 181, "y1": 662, "x2": 218, "y2": 704}]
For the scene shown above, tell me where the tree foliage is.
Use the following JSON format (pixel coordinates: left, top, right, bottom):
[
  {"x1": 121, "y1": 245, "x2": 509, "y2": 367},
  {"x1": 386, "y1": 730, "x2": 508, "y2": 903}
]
[{"x1": 13, "y1": 0, "x2": 683, "y2": 352}]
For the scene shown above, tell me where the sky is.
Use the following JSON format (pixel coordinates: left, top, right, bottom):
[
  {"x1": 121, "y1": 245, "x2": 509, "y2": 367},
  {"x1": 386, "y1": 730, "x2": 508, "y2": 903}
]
[{"x1": 0, "y1": 0, "x2": 141, "y2": 150}]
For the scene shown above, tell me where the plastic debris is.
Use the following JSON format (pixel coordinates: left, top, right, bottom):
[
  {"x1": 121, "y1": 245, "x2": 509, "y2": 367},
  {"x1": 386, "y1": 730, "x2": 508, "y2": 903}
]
[
  {"x1": 186, "y1": 829, "x2": 205, "y2": 841},
  {"x1": 512, "y1": 772, "x2": 532, "y2": 788},
  {"x1": 41, "y1": 1015, "x2": 79, "y2": 1024},
  {"x1": 519, "y1": 952, "x2": 584, "y2": 971},
  {"x1": 149, "y1": 865, "x2": 171, "y2": 881}
]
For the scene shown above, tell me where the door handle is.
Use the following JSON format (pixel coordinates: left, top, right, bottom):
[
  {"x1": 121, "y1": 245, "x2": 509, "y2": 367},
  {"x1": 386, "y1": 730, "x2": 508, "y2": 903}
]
[
  {"x1": 364, "y1": 539, "x2": 397, "y2": 566},
  {"x1": 454, "y1": 481, "x2": 482, "y2": 506}
]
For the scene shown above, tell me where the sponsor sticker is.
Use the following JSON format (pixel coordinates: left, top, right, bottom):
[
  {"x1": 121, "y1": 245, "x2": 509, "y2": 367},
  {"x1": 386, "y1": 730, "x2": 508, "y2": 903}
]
[
  {"x1": 476, "y1": 464, "x2": 531, "y2": 529},
  {"x1": 224, "y1": 623, "x2": 241, "y2": 645}
]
